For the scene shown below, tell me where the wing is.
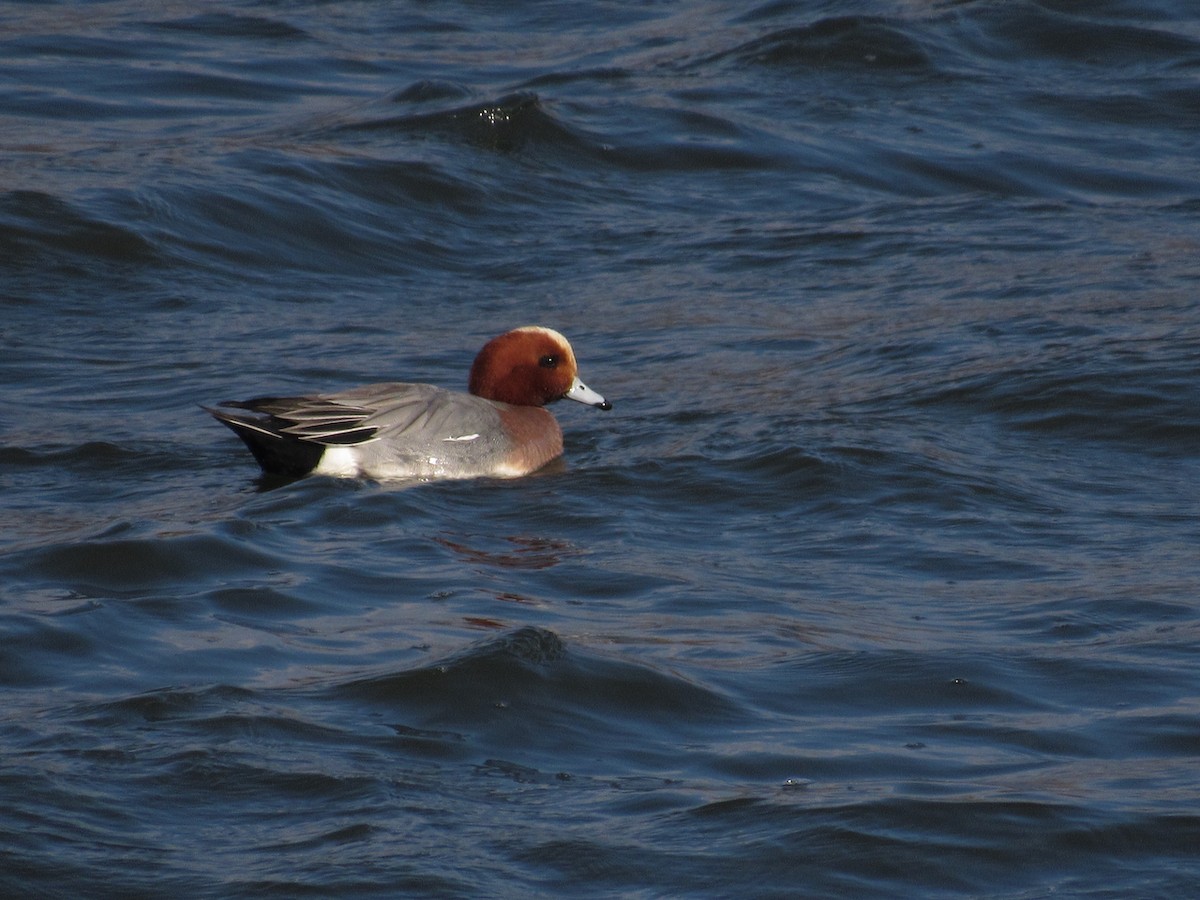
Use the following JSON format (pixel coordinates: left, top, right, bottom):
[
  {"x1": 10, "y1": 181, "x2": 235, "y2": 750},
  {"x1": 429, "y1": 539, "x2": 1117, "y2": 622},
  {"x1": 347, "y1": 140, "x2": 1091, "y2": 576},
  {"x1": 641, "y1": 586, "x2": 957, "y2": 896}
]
[
  {"x1": 215, "y1": 383, "x2": 502, "y2": 448},
  {"x1": 216, "y1": 394, "x2": 379, "y2": 445}
]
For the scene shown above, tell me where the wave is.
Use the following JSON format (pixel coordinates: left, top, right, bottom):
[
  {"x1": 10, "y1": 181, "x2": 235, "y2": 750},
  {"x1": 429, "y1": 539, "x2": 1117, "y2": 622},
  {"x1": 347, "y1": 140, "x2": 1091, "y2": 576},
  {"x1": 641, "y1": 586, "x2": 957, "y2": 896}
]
[
  {"x1": 145, "y1": 12, "x2": 312, "y2": 42},
  {"x1": 723, "y1": 16, "x2": 935, "y2": 74},
  {"x1": 0, "y1": 191, "x2": 159, "y2": 268},
  {"x1": 915, "y1": 351, "x2": 1200, "y2": 453},
  {"x1": 330, "y1": 626, "x2": 740, "y2": 767},
  {"x1": 328, "y1": 90, "x2": 594, "y2": 157}
]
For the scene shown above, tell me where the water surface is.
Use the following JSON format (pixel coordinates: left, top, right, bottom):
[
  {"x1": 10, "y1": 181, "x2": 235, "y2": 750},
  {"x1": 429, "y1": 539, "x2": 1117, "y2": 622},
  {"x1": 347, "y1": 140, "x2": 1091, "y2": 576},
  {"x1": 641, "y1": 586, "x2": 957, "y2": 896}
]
[{"x1": 2, "y1": 1, "x2": 1199, "y2": 896}]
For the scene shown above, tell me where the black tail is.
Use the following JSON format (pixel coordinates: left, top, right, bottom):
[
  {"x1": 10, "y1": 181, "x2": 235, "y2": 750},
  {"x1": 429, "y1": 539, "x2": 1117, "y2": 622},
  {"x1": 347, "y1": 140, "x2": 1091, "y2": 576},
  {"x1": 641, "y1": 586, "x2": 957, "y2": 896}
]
[{"x1": 205, "y1": 406, "x2": 324, "y2": 477}]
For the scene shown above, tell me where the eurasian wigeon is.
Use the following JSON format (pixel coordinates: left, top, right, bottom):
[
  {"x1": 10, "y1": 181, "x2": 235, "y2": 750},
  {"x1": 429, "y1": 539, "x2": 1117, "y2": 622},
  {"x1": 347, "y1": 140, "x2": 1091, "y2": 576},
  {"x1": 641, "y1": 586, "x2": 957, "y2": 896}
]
[{"x1": 207, "y1": 326, "x2": 611, "y2": 481}]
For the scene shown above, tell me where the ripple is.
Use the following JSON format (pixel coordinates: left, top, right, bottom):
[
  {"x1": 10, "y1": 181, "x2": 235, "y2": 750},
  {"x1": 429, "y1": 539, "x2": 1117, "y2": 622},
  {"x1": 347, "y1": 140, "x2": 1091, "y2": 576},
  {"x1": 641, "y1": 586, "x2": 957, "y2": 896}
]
[
  {"x1": 2, "y1": 1, "x2": 1200, "y2": 897},
  {"x1": 728, "y1": 17, "x2": 936, "y2": 74},
  {"x1": 916, "y1": 353, "x2": 1200, "y2": 453},
  {"x1": 0, "y1": 190, "x2": 158, "y2": 266},
  {"x1": 146, "y1": 13, "x2": 313, "y2": 42},
  {"x1": 24, "y1": 532, "x2": 282, "y2": 594},
  {"x1": 332, "y1": 91, "x2": 592, "y2": 155},
  {"x1": 332, "y1": 627, "x2": 740, "y2": 759}
]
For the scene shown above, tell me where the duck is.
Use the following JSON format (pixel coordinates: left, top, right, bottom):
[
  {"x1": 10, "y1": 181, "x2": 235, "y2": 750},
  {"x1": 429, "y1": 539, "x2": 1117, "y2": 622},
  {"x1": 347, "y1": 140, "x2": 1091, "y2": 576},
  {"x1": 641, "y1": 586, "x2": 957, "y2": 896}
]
[{"x1": 206, "y1": 326, "x2": 611, "y2": 481}]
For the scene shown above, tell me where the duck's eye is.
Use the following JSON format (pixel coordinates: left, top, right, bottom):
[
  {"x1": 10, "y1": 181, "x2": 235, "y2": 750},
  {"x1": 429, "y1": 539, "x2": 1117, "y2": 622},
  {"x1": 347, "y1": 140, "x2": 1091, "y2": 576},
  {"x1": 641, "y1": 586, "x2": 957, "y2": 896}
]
[{"x1": 539, "y1": 355, "x2": 558, "y2": 368}]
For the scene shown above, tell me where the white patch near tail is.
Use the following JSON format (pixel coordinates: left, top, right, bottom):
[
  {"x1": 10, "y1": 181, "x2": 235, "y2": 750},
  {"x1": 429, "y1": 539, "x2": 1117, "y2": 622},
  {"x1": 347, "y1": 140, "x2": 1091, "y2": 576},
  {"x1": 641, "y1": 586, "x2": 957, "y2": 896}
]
[{"x1": 313, "y1": 446, "x2": 360, "y2": 477}]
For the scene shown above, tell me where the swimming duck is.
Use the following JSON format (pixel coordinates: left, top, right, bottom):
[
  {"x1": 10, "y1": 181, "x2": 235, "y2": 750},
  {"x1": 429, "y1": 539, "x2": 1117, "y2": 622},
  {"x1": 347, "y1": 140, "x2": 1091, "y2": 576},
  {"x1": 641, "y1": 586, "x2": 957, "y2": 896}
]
[{"x1": 207, "y1": 326, "x2": 611, "y2": 480}]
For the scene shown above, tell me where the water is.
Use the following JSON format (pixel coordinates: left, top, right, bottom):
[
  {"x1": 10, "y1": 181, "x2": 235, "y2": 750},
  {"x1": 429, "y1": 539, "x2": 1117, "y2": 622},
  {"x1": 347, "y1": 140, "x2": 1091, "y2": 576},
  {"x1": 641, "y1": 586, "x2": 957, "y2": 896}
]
[{"x1": 2, "y1": 1, "x2": 1199, "y2": 896}]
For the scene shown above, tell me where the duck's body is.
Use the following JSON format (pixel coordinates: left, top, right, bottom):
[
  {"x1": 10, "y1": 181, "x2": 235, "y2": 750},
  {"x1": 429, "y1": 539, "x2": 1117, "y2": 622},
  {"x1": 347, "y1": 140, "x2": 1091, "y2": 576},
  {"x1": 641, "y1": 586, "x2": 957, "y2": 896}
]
[{"x1": 207, "y1": 326, "x2": 611, "y2": 481}]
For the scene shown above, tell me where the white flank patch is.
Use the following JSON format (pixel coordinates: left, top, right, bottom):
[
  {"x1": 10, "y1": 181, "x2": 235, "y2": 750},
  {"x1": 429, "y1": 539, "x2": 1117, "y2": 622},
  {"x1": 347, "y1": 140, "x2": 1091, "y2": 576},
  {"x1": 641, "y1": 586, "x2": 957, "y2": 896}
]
[
  {"x1": 443, "y1": 433, "x2": 480, "y2": 442},
  {"x1": 313, "y1": 446, "x2": 359, "y2": 477}
]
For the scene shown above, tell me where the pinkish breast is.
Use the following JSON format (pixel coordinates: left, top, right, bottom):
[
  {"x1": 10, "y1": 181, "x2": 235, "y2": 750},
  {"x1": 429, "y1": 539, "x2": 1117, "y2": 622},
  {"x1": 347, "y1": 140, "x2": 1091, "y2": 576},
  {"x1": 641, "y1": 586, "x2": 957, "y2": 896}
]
[{"x1": 497, "y1": 406, "x2": 564, "y2": 475}]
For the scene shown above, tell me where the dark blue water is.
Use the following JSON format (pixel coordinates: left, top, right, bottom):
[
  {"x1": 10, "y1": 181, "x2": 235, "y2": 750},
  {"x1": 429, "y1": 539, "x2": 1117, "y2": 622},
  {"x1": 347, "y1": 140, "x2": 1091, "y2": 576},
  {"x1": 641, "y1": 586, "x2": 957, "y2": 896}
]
[{"x1": 3, "y1": 1, "x2": 1200, "y2": 896}]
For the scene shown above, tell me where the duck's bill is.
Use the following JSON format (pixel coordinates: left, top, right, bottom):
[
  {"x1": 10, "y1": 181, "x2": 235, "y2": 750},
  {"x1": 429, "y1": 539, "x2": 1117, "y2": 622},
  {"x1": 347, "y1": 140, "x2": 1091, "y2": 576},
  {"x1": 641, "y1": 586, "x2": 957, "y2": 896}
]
[{"x1": 565, "y1": 376, "x2": 612, "y2": 410}]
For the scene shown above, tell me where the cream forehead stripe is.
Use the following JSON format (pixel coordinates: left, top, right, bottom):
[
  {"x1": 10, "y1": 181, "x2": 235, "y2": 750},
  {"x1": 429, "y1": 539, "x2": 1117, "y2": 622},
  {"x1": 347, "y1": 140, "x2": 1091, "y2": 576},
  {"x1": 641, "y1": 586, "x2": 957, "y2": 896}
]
[{"x1": 512, "y1": 326, "x2": 576, "y2": 365}]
